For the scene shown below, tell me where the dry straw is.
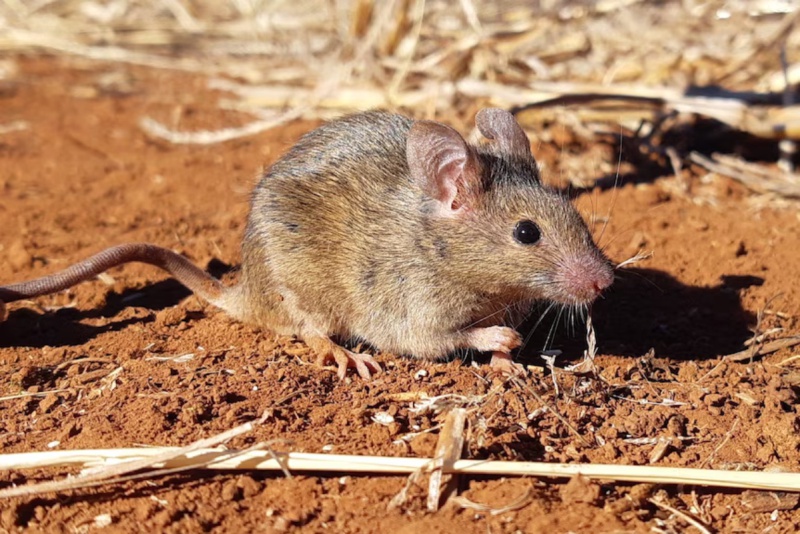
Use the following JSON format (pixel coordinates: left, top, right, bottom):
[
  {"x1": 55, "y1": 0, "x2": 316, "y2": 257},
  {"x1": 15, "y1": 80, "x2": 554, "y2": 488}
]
[
  {"x1": 1, "y1": 446, "x2": 800, "y2": 496},
  {"x1": 2, "y1": 409, "x2": 799, "y2": 501}
]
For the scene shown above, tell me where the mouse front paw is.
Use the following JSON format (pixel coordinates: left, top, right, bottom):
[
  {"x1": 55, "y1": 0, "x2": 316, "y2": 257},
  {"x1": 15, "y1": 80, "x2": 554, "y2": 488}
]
[
  {"x1": 464, "y1": 326, "x2": 522, "y2": 354},
  {"x1": 0, "y1": 300, "x2": 6, "y2": 322}
]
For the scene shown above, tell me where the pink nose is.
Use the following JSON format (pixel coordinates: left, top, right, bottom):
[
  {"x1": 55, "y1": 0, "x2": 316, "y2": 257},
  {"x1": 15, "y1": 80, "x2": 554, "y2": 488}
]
[
  {"x1": 593, "y1": 269, "x2": 614, "y2": 293},
  {"x1": 558, "y1": 257, "x2": 614, "y2": 303}
]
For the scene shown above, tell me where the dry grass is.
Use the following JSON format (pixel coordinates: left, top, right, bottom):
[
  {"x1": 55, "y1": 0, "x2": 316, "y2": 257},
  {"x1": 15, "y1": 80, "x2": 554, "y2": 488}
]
[
  {"x1": 0, "y1": 2, "x2": 796, "y2": 123},
  {"x1": 2, "y1": 1, "x2": 799, "y2": 196}
]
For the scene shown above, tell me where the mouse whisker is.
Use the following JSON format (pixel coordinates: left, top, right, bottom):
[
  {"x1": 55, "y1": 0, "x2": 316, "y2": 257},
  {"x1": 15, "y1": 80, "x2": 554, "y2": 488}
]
[
  {"x1": 613, "y1": 267, "x2": 664, "y2": 292},
  {"x1": 595, "y1": 128, "x2": 624, "y2": 249},
  {"x1": 568, "y1": 305, "x2": 577, "y2": 336},
  {"x1": 545, "y1": 304, "x2": 569, "y2": 350},
  {"x1": 459, "y1": 300, "x2": 514, "y2": 331},
  {"x1": 519, "y1": 301, "x2": 556, "y2": 351},
  {"x1": 596, "y1": 194, "x2": 669, "y2": 254}
]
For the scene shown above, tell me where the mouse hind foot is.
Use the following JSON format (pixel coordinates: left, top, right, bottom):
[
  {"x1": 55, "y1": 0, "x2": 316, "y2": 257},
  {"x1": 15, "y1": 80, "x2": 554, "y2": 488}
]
[
  {"x1": 489, "y1": 352, "x2": 527, "y2": 376},
  {"x1": 306, "y1": 336, "x2": 382, "y2": 380}
]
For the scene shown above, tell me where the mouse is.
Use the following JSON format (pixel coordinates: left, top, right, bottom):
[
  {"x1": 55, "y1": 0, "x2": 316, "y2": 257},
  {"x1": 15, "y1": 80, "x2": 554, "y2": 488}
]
[{"x1": 0, "y1": 108, "x2": 614, "y2": 379}]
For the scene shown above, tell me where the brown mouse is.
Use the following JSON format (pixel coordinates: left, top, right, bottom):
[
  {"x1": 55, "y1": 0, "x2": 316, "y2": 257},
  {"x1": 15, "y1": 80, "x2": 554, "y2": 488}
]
[{"x1": 0, "y1": 108, "x2": 614, "y2": 379}]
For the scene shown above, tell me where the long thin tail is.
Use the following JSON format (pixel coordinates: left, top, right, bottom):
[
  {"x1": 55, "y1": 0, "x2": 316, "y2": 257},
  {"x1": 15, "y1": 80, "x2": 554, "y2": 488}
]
[{"x1": 0, "y1": 243, "x2": 227, "y2": 320}]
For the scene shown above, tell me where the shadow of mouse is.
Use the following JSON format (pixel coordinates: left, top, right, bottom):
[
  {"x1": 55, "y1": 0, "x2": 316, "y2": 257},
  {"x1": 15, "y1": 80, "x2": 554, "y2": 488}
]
[
  {"x1": 516, "y1": 266, "x2": 759, "y2": 365},
  {"x1": 0, "y1": 259, "x2": 236, "y2": 349}
]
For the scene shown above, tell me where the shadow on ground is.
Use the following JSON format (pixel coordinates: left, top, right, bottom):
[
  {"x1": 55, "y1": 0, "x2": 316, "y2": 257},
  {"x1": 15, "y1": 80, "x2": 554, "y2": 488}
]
[
  {"x1": 518, "y1": 266, "x2": 757, "y2": 364},
  {"x1": 0, "y1": 260, "x2": 235, "y2": 349}
]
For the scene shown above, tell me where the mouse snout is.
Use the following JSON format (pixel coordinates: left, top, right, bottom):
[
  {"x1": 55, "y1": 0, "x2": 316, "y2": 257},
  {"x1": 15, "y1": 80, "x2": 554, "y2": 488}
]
[{"x1": 554, "y1": 254, "x2": 614, "y2": 304}]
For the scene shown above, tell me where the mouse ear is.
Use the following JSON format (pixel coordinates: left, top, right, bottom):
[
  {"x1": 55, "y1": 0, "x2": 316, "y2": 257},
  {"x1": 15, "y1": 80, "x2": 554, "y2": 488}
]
[
  {"x1": 407, "y1": 120, "x2": 481, "y2": 216},
  {"x1": 475, "y1": 108, "x2": 531, "y2": 159}
]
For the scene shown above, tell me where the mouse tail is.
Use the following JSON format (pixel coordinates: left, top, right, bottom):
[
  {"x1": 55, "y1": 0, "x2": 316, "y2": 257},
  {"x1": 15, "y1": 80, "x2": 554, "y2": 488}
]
[{"x1": 0, "y1": 243, "x2": 232, "y2": 319}]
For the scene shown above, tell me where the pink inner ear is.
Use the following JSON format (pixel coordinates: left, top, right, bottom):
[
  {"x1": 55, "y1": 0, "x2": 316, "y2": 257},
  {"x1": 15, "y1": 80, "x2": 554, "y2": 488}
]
[
  {"x1": 436, "y1": 153, "x2": 465, "y2": 209},
  {"x1": 407, "y1": 120, "x2": 477, "y2": 214}
]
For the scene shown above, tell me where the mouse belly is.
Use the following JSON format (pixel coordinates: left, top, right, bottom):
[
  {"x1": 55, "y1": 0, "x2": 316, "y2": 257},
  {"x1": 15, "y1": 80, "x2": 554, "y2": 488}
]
[{"x1": 344, "y1": 293, "x2": 528, "y2": 361}]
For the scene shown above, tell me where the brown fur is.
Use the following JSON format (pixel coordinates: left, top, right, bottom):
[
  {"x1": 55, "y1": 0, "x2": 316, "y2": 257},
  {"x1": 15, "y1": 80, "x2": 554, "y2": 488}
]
[{"x1": 235, "y1": 110, "x2": 612, "y2": 362}]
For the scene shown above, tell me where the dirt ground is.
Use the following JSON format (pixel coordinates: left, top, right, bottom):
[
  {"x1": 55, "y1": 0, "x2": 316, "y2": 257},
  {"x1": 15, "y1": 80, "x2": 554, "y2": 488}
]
[{"x1": 0, "y1": 56, "x2": 799, "y2": 533}]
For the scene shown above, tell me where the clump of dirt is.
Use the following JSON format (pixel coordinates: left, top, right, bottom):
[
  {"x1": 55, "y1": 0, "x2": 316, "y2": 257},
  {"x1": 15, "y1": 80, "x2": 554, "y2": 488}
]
[{"x1": 0, "y1": 57, "x2": 799, "y2": 533}]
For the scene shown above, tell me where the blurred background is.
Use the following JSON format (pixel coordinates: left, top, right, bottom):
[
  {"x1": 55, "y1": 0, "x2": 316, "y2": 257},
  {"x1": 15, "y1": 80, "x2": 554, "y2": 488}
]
[{"x1": 1, "y1": 0, "x2": 797, "y2": 138}]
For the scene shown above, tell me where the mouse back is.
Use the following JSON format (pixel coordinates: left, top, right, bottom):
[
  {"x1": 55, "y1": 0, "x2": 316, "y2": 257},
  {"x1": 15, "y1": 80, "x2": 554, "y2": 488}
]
[{"x1": 240, "y1": 111, "x2": 422, "y2": 330}]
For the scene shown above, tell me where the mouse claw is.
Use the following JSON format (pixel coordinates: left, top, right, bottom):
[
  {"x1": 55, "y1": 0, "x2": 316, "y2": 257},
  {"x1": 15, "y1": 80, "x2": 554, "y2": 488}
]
[
  {"x1": 309, "y1": 337, "x2": 382, "y2": 380},
  {"x1": 319, "y1": 350, "x2": 381, "y2": 380},
  {"x1": 338, "y1": 351, "x2": 381, "y2": 380},
  {"x1": 489, "y1": 351, "x2": 527, "y2": 377}
]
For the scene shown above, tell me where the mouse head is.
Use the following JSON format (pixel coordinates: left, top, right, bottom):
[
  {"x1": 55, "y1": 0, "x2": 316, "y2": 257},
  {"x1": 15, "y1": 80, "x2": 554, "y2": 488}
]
[{"x1": 406, "y1": 108, "x2": 613, "y2": 307}]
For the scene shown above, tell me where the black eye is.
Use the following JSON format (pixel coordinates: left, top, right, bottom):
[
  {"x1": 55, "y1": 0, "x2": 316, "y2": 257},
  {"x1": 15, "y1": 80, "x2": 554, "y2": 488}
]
[{"x1": 513, "y1": 220, "x2": 541, "y2": 245}]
